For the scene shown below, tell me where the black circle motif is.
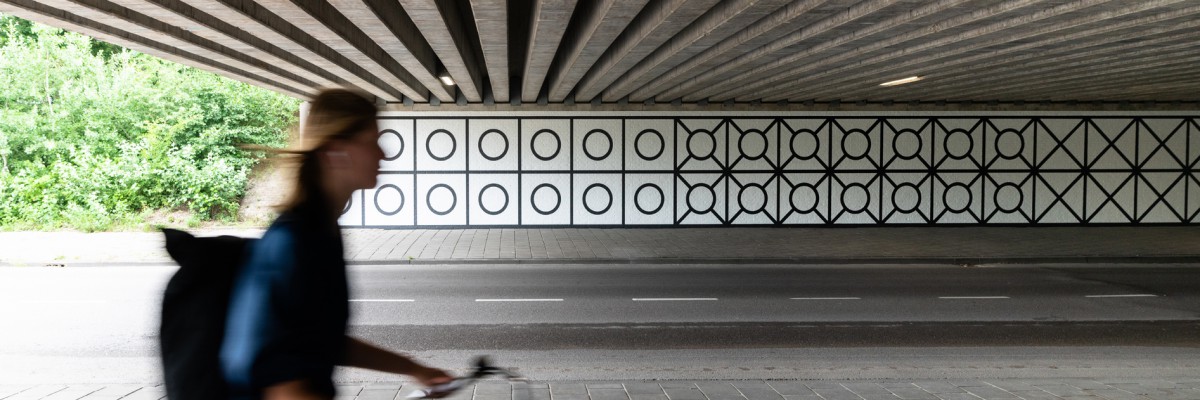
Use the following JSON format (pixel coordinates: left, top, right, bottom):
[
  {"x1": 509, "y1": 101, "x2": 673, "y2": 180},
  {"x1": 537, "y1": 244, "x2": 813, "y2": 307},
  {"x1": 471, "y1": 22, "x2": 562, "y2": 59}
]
[
  {"x1": 739, "y1": 129, "x2": 768, "y2": 160},
  {"x1": 686, "y1": 183, "x2": 716, "y2": 214},
  {"x1": 379, "y1": 129, "x2": 404, "y2": 161},
  {"x1": 478, "y1": 129, "x2": 509, "y2": 161},
  {"x1": 790, "y1": 184, "x2": 819, "y2": 213},
  {"x1": 891, "y1": 183, "x2": 921, "y2": 213},
  {"x1": 373, "y1": 184, "x2": 405, "y2": 216},
  {"x1": 944, "y1": 129, "x2": 974, "y2": 160},
  {"x1": 634, "y1": 183, "x2": 665, "y2": 215},
  {"x1": 531, "y1": 129, "x2": 562, "y2": 161},
  {"x1": 635, "y1": 129, "x2": 665, "y2": 161},
  {"x1": 995, "y1": 129, "x2": 1025, "y2": 160},
  {"x1": 841, "y1": 129, "x2": 871, "y2": 160},
  {"x1": 426, "y1": 184, "x2": 457, "y2": 216},
  {"x1": 583, "y1": 129, "x2": 613, "y2": 161},
  {"x1": 841, "y1": 183, "x2": 870, "y2": 213},
  {"x1": 477, "y1": 183, "x2": 509, "y2": 215},
  {"x1": 687, "y1": 129, "x2": 717, "y2": 160},
  {"x1": 739, "y1": 183, "x2": 767, "y2": 214},
  {"x1": 531, "y1": 183, "x2": 562, "y2": 215},
  {"x1": 943, "y1": 183, "x2": 972, "y2": 213},
  {"x1": 892, "y1": 129, "x2": 922, "y2": 160},
  {"x1": 790, "y1": 130, "x2": 819, "y2": 159},
  {"x1": 582, "y1": 183, "x2": 613, "y2": 215},
  {"x1": 426, "y1": 129, "x2": 457, "y2": 161},
  {"x1": 994, "y1": 183, "x2": 1024, "y2": 213}
]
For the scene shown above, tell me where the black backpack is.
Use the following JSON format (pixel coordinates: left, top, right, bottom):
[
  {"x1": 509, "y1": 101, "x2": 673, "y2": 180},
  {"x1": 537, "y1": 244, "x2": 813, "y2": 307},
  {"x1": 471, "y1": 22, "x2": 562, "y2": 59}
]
[{"x1": 160, "y1": 229, "x2": 256, "y2": 400}]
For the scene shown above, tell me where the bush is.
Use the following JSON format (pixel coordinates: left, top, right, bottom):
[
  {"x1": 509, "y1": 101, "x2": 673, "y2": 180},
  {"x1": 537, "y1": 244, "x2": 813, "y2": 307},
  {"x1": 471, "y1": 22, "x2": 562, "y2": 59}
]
[{"x1": 0, "y1": 14, "x2": 300, "y2": 230}]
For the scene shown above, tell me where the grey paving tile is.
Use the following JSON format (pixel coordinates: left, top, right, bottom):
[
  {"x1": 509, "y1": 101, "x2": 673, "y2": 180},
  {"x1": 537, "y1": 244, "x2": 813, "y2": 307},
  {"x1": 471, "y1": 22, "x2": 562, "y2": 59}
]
[
  {"x1": 36, "y1": 386, "x2": 105, "y2": 400},
  {"x1": 1058, "y1": 381, "x2": 1114, "y2": 391},
  {"x1": 730, "y1": 382, "x2": 774, "y2": 390},
  {"x1": 933, "y1": 394, "x2": 982, "y2": 400},
  {"x1": 766, "y1": 382, "x2": 818, "y2": 396},
  {"x1": 365, "y1": 382, "x2": 405, "y2": 390},
  {"x1": 665, "y1": 388, "x2": 708, "y2": 400},
  {"x1": 1005, "y1": 390, "x2": 1060, "y2": 400},
  {"x1": 631, "y1": 395, "x2": 670, "y2": 400},
  {"x1": 961, "y1": 386, "x2": 1019, "y2": 399},
  {"x1": 697, "y1": 383, "x2": 745, "y2": 399},
  {"x1": 590, "y1": 388, "x2": 632, "y2": 400},
  {"x1": 0, "y1": 386, "x2": 33, "y2": 399},
  {"x1": 550, "y1": 383, "x2": 589, "y2": 396},
  {"x1": 884, "y1": 388, "x2": 939, "y2": 400},
  {"x1": 474, "y1": 393, "x2": 511, "y2": 400},
  {"x1": 811, "y1": 387, "x2": 866, "y2": 400},
  {"x1": 986, "y1": 382, "x2": 1044, "y2": 393},
  {"x1": 1078, "y1": 389, "x2": 1151, "y2": 400},
  {"x1": 781, "y1": 396, "x2": 822, "y2": 400},
  {"x1": 625, "y1": 383, "x2": 667, "y2": 395},
  {"x1": 355, "y1": 388, "x2": 400, "y2": 400},
  {"x1": 660, "y1": 383, "x2": 699, "y2": 390},
  {"x1": 520, "y1": 389, "x2": 551, "y2": 400},
  {"x1": 1034, "y1": 385, "x2": 1089, "y2": 398},
  {"x1": 805, "y1": 383, "x2": 847, "y2": 390},
  {"x1": 476, "y1": 382, "x2": 514, "y2": 395},
  {"x1": 589, "y1": 384, "x2": 628, "y2": 390},
  {"x1": 914, "y1": 383, "x2": 967, "y2": 394},
  {"x1": 5, "y1": 385, "x2": 67, "y2": 400},
  {"x1": 335, "y1": 385, "x2": 365, "y2": 398},
  {"x1": 736, "y1": 388, "x2": 785, "y2": 400}
]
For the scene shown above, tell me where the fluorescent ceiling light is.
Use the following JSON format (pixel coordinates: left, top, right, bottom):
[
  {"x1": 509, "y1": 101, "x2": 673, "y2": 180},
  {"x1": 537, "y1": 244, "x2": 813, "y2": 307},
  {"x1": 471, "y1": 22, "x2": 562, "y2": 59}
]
[
  {"x1": 880, "y1": 76, "x2": 923, "y2": 86},
  {"x1": 439, "y1": 74, "x2": 455, "y2": 86}
]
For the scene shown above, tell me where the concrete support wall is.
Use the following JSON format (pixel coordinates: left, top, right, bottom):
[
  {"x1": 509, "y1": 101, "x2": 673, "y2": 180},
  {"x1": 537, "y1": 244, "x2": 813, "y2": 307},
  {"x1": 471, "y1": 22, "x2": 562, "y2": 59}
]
[{"x1": 338, "y1": 112, "x2": 1199, "y2": 227}]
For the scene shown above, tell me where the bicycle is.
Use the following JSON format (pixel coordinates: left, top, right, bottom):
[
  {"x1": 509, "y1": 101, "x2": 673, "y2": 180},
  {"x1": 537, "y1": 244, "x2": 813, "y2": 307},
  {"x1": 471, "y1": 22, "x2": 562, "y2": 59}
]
[{"x1": 406, "y1": 356, "x2": 528, "y2": 399}]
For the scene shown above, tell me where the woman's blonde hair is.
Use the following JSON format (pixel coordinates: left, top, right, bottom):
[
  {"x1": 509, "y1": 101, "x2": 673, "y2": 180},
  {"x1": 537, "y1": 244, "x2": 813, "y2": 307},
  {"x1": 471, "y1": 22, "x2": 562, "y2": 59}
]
[{"x1": 276, "y1": 89, "x2": 378, "y2": 212}]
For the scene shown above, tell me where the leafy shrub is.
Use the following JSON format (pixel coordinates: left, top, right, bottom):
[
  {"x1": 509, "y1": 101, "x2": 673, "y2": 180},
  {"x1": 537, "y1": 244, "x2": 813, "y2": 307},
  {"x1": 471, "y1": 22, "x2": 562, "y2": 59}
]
[{"x1": 0, "y1": 15, "x2": 300, "y2": 230}]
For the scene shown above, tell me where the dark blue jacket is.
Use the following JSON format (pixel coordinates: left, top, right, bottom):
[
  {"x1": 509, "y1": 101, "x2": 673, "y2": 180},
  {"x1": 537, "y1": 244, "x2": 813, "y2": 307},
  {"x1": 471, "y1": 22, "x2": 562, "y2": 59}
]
[{"x1": 220, "y1": 198, "x2": 349, "y2": 399}]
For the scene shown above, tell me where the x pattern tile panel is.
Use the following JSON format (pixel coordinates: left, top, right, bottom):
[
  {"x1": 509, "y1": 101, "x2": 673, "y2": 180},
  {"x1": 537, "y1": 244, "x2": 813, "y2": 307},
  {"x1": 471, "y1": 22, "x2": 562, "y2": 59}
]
[{"x1": 341, "y1": 117, "x2": 1199, "y2": 227}]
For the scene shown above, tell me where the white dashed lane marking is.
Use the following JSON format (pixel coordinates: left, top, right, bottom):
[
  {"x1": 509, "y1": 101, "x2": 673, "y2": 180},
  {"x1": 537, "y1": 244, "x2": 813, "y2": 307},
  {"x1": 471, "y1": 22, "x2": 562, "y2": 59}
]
[
  {"x1": 1085, "y1": 294, "x2": 1158, "y2": 298},
  {"x1": 350, "y1": 299, "x2": 415, "y2": 302}
]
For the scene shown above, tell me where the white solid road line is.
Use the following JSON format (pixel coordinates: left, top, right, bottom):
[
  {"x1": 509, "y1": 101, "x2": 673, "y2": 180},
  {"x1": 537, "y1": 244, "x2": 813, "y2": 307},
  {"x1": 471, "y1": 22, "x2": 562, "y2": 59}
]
[
  {"x1": 632, "y1": 298, "x2": 719, "y2": 301},
  {"x1": 938, "y1": 296, "x2": 1010, "y2": 299},
  {"x1": 350, "y1": 299, "x2": 415, "y2": 302},
  {"x1": 790, "y1": 297, "x2": 862, "y2": 300},
  {"x1": 475, "y1": 299, "x2": 564, "y2": 302},
  {"x1": 1085, "y1": 294, "x2": 1159, "y2": 298}
]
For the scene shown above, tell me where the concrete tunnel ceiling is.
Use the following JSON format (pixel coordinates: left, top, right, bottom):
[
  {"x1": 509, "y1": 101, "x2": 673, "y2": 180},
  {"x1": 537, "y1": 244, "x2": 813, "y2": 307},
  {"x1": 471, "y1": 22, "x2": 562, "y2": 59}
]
[{"x1": 3, "y1": 0, "x2": 1200, "y2": 106}]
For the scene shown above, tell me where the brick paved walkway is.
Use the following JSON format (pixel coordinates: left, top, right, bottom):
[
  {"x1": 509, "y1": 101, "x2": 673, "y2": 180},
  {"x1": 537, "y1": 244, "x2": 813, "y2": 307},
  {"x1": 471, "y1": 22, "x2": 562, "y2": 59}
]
[
  {"x1": 4, "y1": 379, "x2": 1200, "y2": 400},
  {"x1": 1, "y1": 226, "x2": 1198, "y2": 266}
]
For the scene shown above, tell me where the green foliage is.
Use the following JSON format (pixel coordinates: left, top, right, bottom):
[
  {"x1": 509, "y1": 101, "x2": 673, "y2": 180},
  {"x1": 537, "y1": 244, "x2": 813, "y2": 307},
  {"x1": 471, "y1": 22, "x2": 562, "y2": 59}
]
[{"x1": 0, "y1": 14, "x2": 300, "y2": 231}]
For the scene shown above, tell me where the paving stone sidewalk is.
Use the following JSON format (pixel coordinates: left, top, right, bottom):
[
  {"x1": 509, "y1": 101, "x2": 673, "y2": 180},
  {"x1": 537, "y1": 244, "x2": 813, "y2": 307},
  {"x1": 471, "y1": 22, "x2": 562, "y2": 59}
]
[
  {"x1": 5, "y1": 379, "x2": 1200, "y2": 400},
  {"x1": 1, "y1": 226, "x2": 1199, "y2": 266}
]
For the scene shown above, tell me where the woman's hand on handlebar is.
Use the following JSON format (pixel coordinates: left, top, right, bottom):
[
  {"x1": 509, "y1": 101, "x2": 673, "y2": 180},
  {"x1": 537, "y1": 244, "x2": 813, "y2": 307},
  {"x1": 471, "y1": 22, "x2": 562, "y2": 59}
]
[{"x1": 413, "y1": 365, "x2": 454, "y2": 387}]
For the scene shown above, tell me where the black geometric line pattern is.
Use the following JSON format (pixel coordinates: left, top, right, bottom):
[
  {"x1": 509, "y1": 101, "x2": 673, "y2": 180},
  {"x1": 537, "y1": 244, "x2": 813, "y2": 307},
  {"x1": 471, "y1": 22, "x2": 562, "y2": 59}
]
[{"x1": 339, "y1": 116, "x2": 1199, "y2": 227}]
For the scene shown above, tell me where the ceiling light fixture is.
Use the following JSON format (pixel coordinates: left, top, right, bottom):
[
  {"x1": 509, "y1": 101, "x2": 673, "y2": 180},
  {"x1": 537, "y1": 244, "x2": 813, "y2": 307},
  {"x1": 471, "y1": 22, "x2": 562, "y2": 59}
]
[
  {"x1": 439, "y1": 74, "x2": 455, "y2": 86},
  {"x1": 880, "y1": 76, "x2": 923, "y2": 86}
]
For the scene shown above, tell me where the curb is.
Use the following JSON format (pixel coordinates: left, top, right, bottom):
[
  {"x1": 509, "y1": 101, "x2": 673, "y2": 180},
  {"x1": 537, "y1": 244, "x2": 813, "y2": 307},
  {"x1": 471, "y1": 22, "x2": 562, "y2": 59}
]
[{"x1": 4, "y1": 255, "x2": 1198, "y2": 267}]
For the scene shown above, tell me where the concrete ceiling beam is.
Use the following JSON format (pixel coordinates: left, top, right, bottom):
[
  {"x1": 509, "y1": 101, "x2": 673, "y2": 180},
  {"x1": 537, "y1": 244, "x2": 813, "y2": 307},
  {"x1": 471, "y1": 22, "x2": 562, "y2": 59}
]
[
  {"x1": 571, "y1": 0, "x2": 720, "y2": 102},
  {"x1": 625, "y1": 0, "x2": 832, "y2": 102},
  {"x1": 521, "y1": 0, "x2": 577, "y2": 102},
  {"x1": 0, "y1": 0, "x2": 311, "y2": 99},
  {"x1": 399, "y1": 0, "x2": 484, "y2": 102},
  {"x1": 470, "y1": 0, "x2": 509, "y2": 103},
  {"x1": 36, "y1": 0, "x2": 322, "y2": 93},
  {"x1": 253, "y1": 0, "x2": 429, "y2": 102},
  {"x1": 544, "y1": 0, "x2": 646, "y2": 102},
  {"x1": 600, "y1": 0, "x2": 791, "y2": 103},
  {"x1": 329, "y1": 0, "x2": 455, "y2": 102},
  {"x1": 778, "y1": 1, "x2": 1200, "y2": 102},
  {"x1": 179, "y1": 0, "x2": 409, "y2": 102}
]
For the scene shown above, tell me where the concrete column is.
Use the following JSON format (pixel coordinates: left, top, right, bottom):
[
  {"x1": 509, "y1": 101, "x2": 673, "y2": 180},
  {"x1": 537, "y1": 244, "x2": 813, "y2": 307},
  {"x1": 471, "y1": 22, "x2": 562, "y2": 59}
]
[{"x1": 298, "y1": 101, "x2": 311, "y2": 141}]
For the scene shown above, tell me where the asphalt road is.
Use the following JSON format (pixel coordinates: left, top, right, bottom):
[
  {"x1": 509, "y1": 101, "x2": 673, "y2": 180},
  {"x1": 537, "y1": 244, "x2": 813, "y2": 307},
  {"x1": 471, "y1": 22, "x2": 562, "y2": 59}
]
[{"x1": 1, "y1": 264, "x2": 1198, "y2": 384}]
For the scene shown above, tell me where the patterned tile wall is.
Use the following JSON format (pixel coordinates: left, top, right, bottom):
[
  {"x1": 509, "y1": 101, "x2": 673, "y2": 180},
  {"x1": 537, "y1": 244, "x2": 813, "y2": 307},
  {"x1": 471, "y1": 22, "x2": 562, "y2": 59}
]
[{"x1": 339, "y1": 117, "x2": 1199, "y2": 227}]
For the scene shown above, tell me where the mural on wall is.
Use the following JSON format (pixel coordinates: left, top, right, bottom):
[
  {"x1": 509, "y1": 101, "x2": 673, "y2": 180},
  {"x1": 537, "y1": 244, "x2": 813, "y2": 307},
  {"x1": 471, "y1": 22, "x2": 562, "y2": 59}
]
[{"x1": 339, "y1": 116, "x2": 1199, "y2": 227}]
